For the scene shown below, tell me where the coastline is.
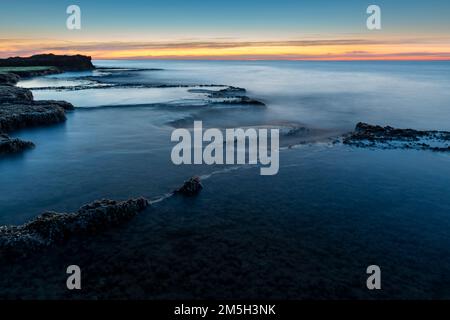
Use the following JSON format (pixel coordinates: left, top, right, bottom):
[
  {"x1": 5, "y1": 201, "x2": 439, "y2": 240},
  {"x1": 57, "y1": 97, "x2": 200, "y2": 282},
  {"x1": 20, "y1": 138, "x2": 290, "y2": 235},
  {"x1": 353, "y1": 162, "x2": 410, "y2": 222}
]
[
  {"x1": 1, "y1": 57, "x2": 450, "y2": 299},
  {"x1": 0, "y1": 54, "x2": 96, "y2": 155}
]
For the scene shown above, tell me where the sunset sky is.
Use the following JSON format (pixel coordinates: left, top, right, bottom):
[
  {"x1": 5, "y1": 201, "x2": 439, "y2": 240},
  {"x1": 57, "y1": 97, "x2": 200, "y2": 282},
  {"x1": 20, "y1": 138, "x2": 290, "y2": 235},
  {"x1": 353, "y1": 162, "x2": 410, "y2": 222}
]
[{"x1": 1, "y1": 0, "x2": 450, "y2": 60}]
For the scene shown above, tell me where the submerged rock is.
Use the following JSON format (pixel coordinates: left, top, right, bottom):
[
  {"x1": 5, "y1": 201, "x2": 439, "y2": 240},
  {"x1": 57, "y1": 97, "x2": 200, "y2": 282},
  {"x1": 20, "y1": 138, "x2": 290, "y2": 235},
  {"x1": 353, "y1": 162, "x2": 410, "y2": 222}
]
[
  {"x1": 0, "y1": 198, "x2": 149, "y2": 258},
  {"x1": 0, "y1": 133, "x2": 35, "y2": 154},
  {"x1": 209, "y1": 86, "x2": 265, "y2": 106},
  {"x1": 215, "y1": 96, "x2": 266, "y2": 106},
  {"x1": 188, "y1": 86, "x2": 265, "y2": 106},
  {"x1": 343, "y1": 122, "x2": 450, "y2": 152},
  {"x1": 175, "y1": 176, "x2": 203, "y2": 196}
]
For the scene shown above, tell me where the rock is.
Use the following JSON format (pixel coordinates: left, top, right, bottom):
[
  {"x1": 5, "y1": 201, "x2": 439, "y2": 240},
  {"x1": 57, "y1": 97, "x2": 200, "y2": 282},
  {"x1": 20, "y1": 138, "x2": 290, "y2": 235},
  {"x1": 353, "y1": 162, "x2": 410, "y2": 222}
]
[
  {"x1": 0, "y1": 85, "x2": 73, "y2": 133},
  {"x1": 188, "y1": 86, "x2": 265, "y2": 106},
  {"x1": 343, "y1": 122, "x2": 450, "y2": 152},
  {"x1": 206, "y1": 86, "x2": 265, "y2": 106},
  {"x1": 175, "y1": 176, "x2": 203, "y2": 196},
  {"x1": 0, "y1": 85, "x2": 33, "y2": 103},
  {"x1": 0, "y1": 67, "x2": 62, "y2": 78},
  {"x1": 0, "y1": 78, "x2": 74, "y2": 155},
  {"x1": 32, "y1": 100, "x2": 75, "y2": 111},
  {"x1": 236, "y1": 96, "x2": 266, "y2": 106},
  {"x1": 0, "y1": 133, "x2": 35, "y2": 154},
  {"x1": 0, "y1": 54, "x2": 95, "y2": 71},
  {"x1": 0, "y1": 101, "x2": 67, "y2": 132},
  {"x1": 0, "y1": 72, "x2": 20, "y2": 86},
  {"x1": 0, "y1": 198, "x2": 149, "y2": 259}
]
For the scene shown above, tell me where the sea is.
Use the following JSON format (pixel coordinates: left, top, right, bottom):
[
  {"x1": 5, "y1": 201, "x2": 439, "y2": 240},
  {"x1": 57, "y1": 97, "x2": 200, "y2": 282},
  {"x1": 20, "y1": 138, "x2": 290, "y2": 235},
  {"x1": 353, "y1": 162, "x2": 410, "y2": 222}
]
[{"x1": 1, "y1": 60, "x2": 450, "y2": 298}]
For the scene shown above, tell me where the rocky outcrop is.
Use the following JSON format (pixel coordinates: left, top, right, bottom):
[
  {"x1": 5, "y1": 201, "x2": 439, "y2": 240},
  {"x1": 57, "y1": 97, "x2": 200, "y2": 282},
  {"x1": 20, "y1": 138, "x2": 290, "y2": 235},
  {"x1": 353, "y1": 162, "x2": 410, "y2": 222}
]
[
  {"x1": 343, "y1": 122, "x2": 450, "y2": 152},
  {"x1": 216, "y1": 96, "x2": 266, "y2": 106},
  {"x1": 175, "y1": 176, "x2": 203, "y2": 196},
  {"x1": 0, "y1": 198, "x2": 149, "y2": 259},
  {"x1": 32, "y1": 99, "x2": 75, "y2": 111},
  {"x1": 188, "y1": 86, "x2": 266, "y2": 106},
  {"x1": 0, "y1": 54, "x2": 95, "y2": 71},
  {"x1": 5, "y1": 67, "x2": 62, "y2": 78},
  {"x1": 0, "y1": 101, "x2": 67, "y2": 133},
  {"x1": 0, "y1": 72, "x2": 20, "y2": 86},
  {"x1": 0, "y1": 85, "x2": 33, "y2": 102},
  {"x1": 0, "y1": 85, "x2": 73, "y2": 134},
  {"x1": 0, "y1": 133, "x2": 35, "y2": 154}
]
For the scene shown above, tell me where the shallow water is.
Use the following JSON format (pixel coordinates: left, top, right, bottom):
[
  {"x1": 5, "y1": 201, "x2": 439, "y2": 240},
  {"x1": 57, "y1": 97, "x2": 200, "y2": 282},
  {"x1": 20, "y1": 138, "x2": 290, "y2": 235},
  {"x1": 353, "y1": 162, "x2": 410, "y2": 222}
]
[{"x1": 1, "y1": 61, "x2": 450, "y2": 298}]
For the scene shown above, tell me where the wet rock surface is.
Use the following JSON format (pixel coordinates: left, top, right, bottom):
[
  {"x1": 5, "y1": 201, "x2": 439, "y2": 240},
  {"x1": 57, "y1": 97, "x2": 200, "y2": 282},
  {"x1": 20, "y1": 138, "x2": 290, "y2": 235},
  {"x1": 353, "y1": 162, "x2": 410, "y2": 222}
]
[
  {"x1": 175, "y1": 176, "x2": 204, "y2": 196},
  {"x1": 343, "y1": 122, "x2": 450, "y2": 151},
  {"x1": 0, "y1": 100, "x2": 68, "y2": 133},
  {"x1": 189, "y1": 86, "x2": 265, "y2": 106},
  {"x1": 0, "y1": 133, "x2": 35, "y2": 154},
  {"x1": 0, "y1": 83, "x2": 73, "y2": 144},
  {"x1": 0, "y1": 198, "x2": 149, "y2": 259},
  {"x1": 0, "y1": 72, "x2": 20, "y2": 86},
  {"x1": 1, "y1": 67, "x2": 62, "y2": 78},
  {"x1": 0, "y1": 85, "x2": 34, "y2": 102}
]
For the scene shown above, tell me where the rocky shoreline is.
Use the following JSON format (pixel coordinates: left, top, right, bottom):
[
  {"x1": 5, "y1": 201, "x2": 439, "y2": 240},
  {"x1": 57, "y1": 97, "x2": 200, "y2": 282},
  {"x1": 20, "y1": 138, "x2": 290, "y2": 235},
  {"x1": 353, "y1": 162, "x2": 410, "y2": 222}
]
[
  {"x1": 0, "y1": 54, "x2": 209, "y2": 261},
  {"x1": 0, "y1": 175, "x2": 205, "y2": 260},
  {"x1": 0, "y1": 134, "x2": 35, "y2": 154},
  {"x1": 343, "y1": 122, "x2": 450, "y2": 152},
  {"x1": 0, "y1": 54, "x2": 94, "y2": 155},
  {"x1": 0, "y1": 84, "x2": 74, "y2": 154},
  {"x1": 0, "y1": 198, "x2": 149, "y2": 259}
]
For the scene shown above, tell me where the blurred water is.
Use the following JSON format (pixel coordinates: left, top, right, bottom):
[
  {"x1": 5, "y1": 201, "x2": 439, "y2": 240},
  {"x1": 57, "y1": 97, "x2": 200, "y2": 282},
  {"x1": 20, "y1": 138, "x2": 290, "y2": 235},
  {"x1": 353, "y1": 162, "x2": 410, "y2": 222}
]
[
  {"x1": 1, "y1": 60, "x2": 450, "y2": 298},
  {"x1": 2, "y1": 60, "x2": 450, "y2": 225}
]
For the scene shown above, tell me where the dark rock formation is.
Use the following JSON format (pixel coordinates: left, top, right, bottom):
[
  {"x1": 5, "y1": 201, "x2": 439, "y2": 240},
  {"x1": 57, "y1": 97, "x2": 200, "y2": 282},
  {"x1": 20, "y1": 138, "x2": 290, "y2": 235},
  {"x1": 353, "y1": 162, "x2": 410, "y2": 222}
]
[
  {"x1": 0, "y1": 85, "x2": 33, "y2": 102},
  {"x1": 0, "y1": 74, "x2": 74, "y2": 155},
  {"x1": 188, "y1": 86, "x2": 265, "y2": 106},
  {"x1": 216, "y1": 96, "x2": 266, "y2": 106},
  {"x1": 0, "y1": 133, "x2": 35, "y2": 154},
  {"x1": 5, "y1": 67, "x2": 62, "y2": 78},
  {"x1": 0, "y1": 54, "x2": 95, "y2": 71},
  {"x1": 175, "y1": 176, "x2": 203, "y2": 196},
  {"x1": 0, "y1": 72, "x2": 20, "y2": 86},
  {"x1": 0, "y1": 85, "x2": 73, "y2": 133},
  {"x1": 0, "y1": 198, "x2": 149, "y2": 259},
  {"x1": 210, "y1": 87, "x2": 265, "y2": 106},
  {"x1": 0, "y1": 101, "x2": 67, "y2": 133},
  {"x1": 343, "y1": 122, "x2": 450, "y2": 152},
  {"x1": 32, "y1": 99, "x2": 75, "y2": 111}
]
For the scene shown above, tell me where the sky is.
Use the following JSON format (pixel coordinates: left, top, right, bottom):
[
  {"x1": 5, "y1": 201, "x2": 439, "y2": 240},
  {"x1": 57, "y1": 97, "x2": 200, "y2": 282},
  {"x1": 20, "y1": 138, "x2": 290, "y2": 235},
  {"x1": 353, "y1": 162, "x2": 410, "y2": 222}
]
[{"x1": 1, "y1": 0, "x2": 450, "y2": 60}]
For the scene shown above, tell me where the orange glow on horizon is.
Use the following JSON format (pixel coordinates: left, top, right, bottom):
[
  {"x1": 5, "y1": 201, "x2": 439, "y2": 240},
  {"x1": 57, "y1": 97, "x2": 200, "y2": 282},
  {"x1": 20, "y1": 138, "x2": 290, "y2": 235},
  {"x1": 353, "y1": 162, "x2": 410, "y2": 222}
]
[{"x1": 1, "y1": 38, "x2": 450, "y2": 61}]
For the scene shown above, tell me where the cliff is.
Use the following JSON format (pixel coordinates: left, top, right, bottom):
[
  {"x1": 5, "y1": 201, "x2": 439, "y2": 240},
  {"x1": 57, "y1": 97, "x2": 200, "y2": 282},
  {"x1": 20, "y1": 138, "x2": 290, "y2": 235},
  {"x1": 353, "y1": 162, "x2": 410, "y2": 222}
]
[{"x1": 0, "y1": 54, "x2": 95, "y2": 71}]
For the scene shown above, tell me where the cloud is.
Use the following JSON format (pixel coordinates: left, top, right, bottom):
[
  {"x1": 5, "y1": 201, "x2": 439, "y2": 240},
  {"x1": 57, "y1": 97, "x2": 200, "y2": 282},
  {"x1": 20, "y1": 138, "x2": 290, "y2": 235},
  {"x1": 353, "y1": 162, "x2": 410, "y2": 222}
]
[
  {"x1": 1, "y1": 37, "x2": 450, "y2": 60},
  {"x1": 3, "y1": 38, "x2": 435, "y2": 52}
]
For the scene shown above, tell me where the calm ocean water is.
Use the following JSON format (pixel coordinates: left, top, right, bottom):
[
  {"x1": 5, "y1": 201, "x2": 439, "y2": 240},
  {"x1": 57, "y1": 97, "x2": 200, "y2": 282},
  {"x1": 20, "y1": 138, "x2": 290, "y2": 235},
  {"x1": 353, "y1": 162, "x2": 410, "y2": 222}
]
[{"x1": 1, "y1": 61, "x2": 450, "y2": 298}]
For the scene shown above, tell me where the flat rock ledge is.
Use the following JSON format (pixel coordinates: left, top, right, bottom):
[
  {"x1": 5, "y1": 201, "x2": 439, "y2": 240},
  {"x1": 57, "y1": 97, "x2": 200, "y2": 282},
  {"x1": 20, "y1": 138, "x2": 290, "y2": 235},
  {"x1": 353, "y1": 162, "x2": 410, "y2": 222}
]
[
  {"x1": 0, "y1": 72, "x2": 20, "y2": 86},
  {"x1": 188, "y1": 86, "x2": 266, "y2": 106},
  {"x1": 0, "y1": 84, "x2": 74, "y2": 137},
  {"x1": 0, "y1": 198, "x2": 149, "y2": 259},
  {"x1": 343, "y1": 122, "x2": 450, "y2": 152},
  {"x1": 0, "y1": 133, "x2": 35, "y2": 154}
]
